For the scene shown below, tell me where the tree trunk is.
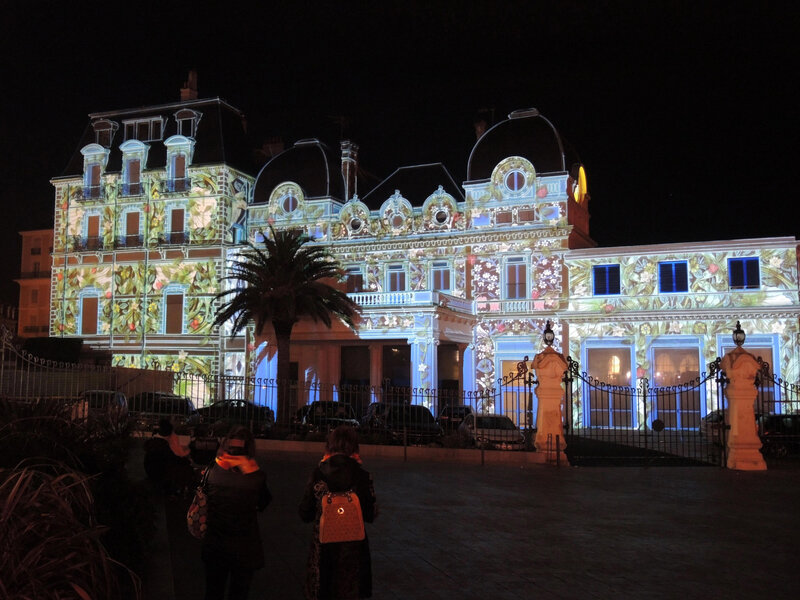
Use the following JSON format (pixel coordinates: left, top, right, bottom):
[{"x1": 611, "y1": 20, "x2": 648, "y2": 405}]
[{"x1": 273, "y1": 321, "x2": 295, "y2": 426}]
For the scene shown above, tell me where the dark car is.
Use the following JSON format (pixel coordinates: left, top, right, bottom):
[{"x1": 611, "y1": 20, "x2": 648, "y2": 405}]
[
  {"x1": 128, "y1": 391, "x2": 199, "y2": 433},
  {"x1": 78, "y1": 389, "x2": 129, "y2": 429},
  {"x1": 758, "y1": 413, "x2": 800, "y2": 457},
  {"x1": 437, "y1": 405, "x2": 474, "y2": 433},
  {"x1": 365, "y1": 403, "x2": 442, "y2": 445},
  {"x1": 294, "y1": 401, "x2": 360, "y2": 434},
  {"x1": 196, "y1": 399, "x2": 274, "y2": 437}
]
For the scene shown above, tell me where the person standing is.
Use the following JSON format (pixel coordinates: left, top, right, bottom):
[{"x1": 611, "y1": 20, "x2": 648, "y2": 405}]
[
  {"x1": 299, "y1": 426, "x2": 377, "y2": 599},
  {"x1": 202, "y1": 425, "x2": 272, "y2": 600}
]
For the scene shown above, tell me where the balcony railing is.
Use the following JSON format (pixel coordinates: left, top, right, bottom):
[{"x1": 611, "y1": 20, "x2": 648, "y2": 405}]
[
  {"x1": 120, "y1": 182, "x2": 143, "y2": 197},
  {"x1": 114, "y1": 235, "x2": 145, "y2": 249},
  {"x1": 164, "y1": 178, "x2": 190, "y2": 193},
  {"x1": 81, "y1": 185, "x2": 104, "y2": 200},
  {"x1": 348, "y1": 290, "x2": 474, "y2": 314}
]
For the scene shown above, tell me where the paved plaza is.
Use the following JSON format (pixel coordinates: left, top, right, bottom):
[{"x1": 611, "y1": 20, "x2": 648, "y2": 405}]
[{"x1": 136, "y1": 446, "x2": 799, "y2": 599}]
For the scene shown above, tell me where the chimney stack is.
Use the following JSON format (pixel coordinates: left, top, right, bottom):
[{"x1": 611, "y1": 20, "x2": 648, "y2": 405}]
[
  {"x1": 181, "y1": 70, "x2": 198, "y2": 101},
  {"x1": 341, "y1": 140, "x2": 359, "y2": 201}
]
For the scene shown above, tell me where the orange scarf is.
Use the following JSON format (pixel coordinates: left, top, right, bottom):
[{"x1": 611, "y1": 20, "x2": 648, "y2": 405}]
[
  {"x1": 215, "y1": 453, "x2": 260, "y2": 473},
  {"x1": 321, "y1": 452, "x2": 362, "y2": 464}
]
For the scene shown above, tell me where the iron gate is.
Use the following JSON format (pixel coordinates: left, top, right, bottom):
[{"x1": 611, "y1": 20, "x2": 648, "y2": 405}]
[{"x1": 564, "y1": 356, "x2": 727, "y2": 466}]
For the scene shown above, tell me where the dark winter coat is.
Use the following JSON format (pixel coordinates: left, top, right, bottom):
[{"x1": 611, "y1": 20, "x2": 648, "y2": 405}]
[
  {"x1": 299, "y1": 455, "x2": 378, "y2": 599},
  {"x1": 201, "y1": 459, "x2": 272, "y2": 570}
]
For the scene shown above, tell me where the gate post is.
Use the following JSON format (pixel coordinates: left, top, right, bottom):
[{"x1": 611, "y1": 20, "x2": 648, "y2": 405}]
[
  {"x1": 720, "y1": 322, "x2": 766, "y2": 471},
  {"x1": 532, "y1": 322, "x2": 568, "y2": 463}
]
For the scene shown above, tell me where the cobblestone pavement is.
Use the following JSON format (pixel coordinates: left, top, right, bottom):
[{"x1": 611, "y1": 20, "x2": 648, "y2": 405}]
[{"x1": 139, "y1": 448, "x2": 800, "y2": 600}]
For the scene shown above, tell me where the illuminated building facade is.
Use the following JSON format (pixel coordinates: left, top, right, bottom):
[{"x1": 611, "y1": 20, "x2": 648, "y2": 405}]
[
  {"x1": 16, "y1": 229, "x2": 52, "y2": 338},
  {"x1": 49, "y1": 96, "x2": 800, "y2": 422},
  {"x1": 50, "y1": 94, "x2": 254, "y2": 375}
]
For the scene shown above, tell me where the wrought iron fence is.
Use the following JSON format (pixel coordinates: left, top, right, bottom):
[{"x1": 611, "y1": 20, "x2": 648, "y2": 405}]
[
  {"x1": 756, "y1": 361, "x2": 800, "y2": 462},
  {"x1": 564, "y1": 356, "x2": 727, "y2": 466}
]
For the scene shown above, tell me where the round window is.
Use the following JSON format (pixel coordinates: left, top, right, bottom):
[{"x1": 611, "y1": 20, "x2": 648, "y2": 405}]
[
  {"x1": 434, "y1": 209, "x2": 448, "y2": 224},
  {"x1": 349, "y1": 218, "x2": 362, "y2": 232},
  {"x1": 282, "y1": 194, "x2": 298, "y2": 213},
  {"x1": 392, "y1": 214, "x2": 404, "y2": 228},
  {"x1": 505, "y1": 170, "x2": 525, "y2": 192}
]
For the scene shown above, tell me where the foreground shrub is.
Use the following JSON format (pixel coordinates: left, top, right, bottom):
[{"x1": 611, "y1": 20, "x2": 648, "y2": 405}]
[{"x1": 0, "y1": 459, "x2": 141, "y2": 599}]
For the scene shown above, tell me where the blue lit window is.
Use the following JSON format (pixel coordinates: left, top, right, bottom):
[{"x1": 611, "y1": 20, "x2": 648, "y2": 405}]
[
  {"x1": 387, "y1": 264, "x2": 406, "y2": 292},
  {"x1": 728, "y1": 257, "x2": 760, "y2": 290},
  {"x1": 593, "y1": 264, "x2": 621, "y2": 295},
  {"x1": 432, "y1": 261, "x2": 451, "y2": 291},
  {"x1": 345, "y1": 266, "x2": 363, "y2": 293},
  {"x1": 505, "y1": 257, "x2": 527, "y2": 299},
  {"x1": 659, "y1": 261, "x2": 689, "y2": 293}
]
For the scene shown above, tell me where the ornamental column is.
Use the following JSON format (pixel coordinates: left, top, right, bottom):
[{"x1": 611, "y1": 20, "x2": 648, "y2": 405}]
[
  {"x1": 720, "y1": 322, "x2": 766, "y2": 471},
  {"x1": 531, "y1": 321, "x2": 568, "y2": 463}
]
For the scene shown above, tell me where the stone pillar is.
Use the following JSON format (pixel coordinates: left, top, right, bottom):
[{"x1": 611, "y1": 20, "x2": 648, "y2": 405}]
[
  {"x1": 720, "y1": 346, "x2": 766, "y2": 470},
  {"x1": 532, "y1": 346, "x2": 568, "y2": 462},
  {"x1": 369, "y1": 343, "x2": 382, "y2": 403},
  {"x1": 410, "y1": 337, "x2": 438, "y2": 409}
]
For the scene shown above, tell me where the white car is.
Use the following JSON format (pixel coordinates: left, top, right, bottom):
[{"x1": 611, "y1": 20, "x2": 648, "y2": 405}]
[{"x1": 458, "y1": 413, "x2": 526, "y2": 450}]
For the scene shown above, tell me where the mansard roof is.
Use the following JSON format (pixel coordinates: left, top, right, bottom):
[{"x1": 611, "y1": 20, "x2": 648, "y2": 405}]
[
  {"x1": 60, "y1": 97, "x2": 255, "y2": 177},
  {"x1": 467, "y1": 108, "x2": 581, "y2": 181},
  {"x1": 252, "y1": 139, "x2": 345, "y2": 204},
  {"x1": 361, "y1": 163, "x2": 464, "y2": 210}
]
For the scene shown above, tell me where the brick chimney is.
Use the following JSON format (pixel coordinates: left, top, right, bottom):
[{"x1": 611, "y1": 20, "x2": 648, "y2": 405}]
[
  {"x1": 341, "y1": 140, "x2": 359, "y2": 201},
  {"x1": 181, "y1": 70, "x2": 198, "y2": 101}
]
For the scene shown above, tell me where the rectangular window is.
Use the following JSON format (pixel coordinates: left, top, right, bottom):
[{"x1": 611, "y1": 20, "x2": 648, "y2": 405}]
[
  {"x1": 728, "y1": 257, "x2": 760, "y2": 290},
  {"x1": 125, "y1": 118, "x2": 163, "y2": 142},
  {"x1": 31, "y1": 246, "x2": 41, "y2": 255},
  {"x1": 85, "y1": 164, "x2": 102, "y2": 198},
  {"x1": 387, "y1": 264, "x2": 406, "y2": 292},
  {"x1": 505, "y1": 257, "x2": 526, "y2": 299},
  {"x1": 31, "y1": 289, "x2": 38, "y2": 304},
  {"x1": 658, "y1": 261, "x2": 689, "y2": 293},
  {"x1": 170, "y1": 208, "x2": 185, "y2": 243},
  {"x1": 171, "y1": 154, "x2": 188, "y2": 191},
  {"x1": 593, "y1": 264, "x2": 621, "y2": 295},
  {"x1": 518, "y1": 209, "x2": 535, "y2": 222},
  {"x1": 81, "y1": 296, "x2": 98, "y2": 335},
  {"x1": 345, "y1": 267, "x2": 363, "y2": 293},
  {"x1": 125, "y1": 159, "x2": 141, "y2": 195},
  {"x1": 586, "y1": 346, "x2": 633, "y2": 428},
  {"x1": 126, "y1": 212, "x2": 140, "y2": 246},
  {"x1": 165, "y1": 293, "x2": 183, "y2": 334},
  {"x1": 86, "y1": 215, "x2": 101, "y2": 250},
  {"x1": 432, "y1": 261, "x2": 451, "y2": 291},
  {"x1": 495, "y1": 211, "x2": 512, "y2": 224}
]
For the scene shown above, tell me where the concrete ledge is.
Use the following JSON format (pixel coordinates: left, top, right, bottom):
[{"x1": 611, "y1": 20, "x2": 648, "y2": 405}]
[{"x1": 252, "y1": 438, "x2": 554, "y2": 465}]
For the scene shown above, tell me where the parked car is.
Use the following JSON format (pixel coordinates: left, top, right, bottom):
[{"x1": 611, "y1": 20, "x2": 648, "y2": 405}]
[
  {"x1": 79, "y1": 389, "x2": 129, "y2": 426},
  {"x1": 364, "y1": 403, "x2": 442, "y2": 445},
  {"x1": 128, "y1": 391, "x2": 199, "y2": 433},
  {"x1": 699, "y1": 409, "x2": 727, "y2": 446},
  {"x1": 437, "y1": 404, "x2": 473, "y2": 433},
  {"x1": 196, "y1": 399, "x2": 274, "y2": 437},
  {"x1": 294, "y1": 401, "x2": 360, "y2": 433},
  {"x1": 458, "y1": 413, "x2": 526, "y2": 450},
  {"x1": 758, "y1": 413, "x2": 800, "y2": 457}
]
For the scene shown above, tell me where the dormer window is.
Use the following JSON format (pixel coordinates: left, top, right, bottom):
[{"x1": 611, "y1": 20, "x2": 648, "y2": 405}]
[
  {"x1": 91, "y1": 119, "x2": 118, "y2": 148},
  {"x1": 123, "y1": 117, "x2": 165, "y2": 142},
  {"x1": 80, "y1": 144, "x2": 110, "y2": 200},
  {"x1": 174, "y1": 108, "x2": 202, "y2": 138},
  {"x1": 164, "y1": 135, "x2": 196, "y2": 193},
  {"x1": 119, "y1": 140, "x2": 149, "y2": 196}
]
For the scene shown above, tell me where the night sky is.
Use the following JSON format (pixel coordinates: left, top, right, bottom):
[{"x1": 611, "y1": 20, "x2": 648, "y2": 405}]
[{"x1": 1, "y1": 1, "x2": 797, "y2": 305}]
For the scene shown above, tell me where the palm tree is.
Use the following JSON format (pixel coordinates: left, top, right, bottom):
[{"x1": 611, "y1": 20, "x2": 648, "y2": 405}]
[{"x1": 213, "y1": 227, "x2": 362, "y2": 425}]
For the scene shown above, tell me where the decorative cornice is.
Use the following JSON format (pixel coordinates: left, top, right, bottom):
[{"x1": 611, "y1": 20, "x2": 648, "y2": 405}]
[{"x1": 559, "y1": 307, "x2": 800, "y2": 324}]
